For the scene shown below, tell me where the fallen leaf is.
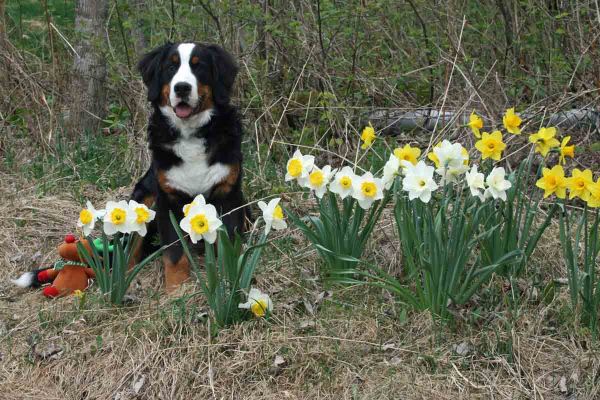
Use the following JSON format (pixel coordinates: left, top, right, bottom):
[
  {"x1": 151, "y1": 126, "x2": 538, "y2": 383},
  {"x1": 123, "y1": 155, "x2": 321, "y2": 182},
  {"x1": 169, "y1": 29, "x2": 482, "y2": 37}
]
[
  {"x1": 559, "y1": 376, "x2": 568, "y2": 393},
  {"x1": 273, "y1": 355, "x2": 286, "y2": 367},
  {"x1": 453, "y1": 341, "x2": 472, "y2": 356},
  {"x1": 132, "y1": 375, "x2": 146, "y2": 394}
]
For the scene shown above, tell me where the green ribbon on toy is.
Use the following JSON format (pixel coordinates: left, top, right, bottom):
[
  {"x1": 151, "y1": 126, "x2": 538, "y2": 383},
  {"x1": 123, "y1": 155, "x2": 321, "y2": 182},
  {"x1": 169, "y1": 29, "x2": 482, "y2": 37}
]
[{"x1": 53, "y1": 259, "x2": 88, "y2": 271}]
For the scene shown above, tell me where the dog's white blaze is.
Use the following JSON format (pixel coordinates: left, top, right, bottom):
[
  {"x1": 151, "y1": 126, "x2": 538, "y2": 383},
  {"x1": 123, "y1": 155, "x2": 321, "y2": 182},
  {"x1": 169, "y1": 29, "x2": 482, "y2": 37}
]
[
  {"x1": 170, "y1": 43, "x2": 198, "y2": 108},
  {"x1": 165, "y1": 137, "x2": 230, "y2": 196}
]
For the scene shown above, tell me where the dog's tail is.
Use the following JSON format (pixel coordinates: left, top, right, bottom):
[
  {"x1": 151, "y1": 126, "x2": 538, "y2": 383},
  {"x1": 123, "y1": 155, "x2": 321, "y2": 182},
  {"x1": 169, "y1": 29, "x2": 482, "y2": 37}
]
[{"x1": 11, "y1": 268, "x2": 53, "y2": 288}]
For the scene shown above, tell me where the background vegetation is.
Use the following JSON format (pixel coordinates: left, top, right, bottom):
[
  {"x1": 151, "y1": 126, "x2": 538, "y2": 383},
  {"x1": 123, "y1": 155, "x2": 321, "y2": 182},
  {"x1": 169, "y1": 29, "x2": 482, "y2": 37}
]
[{"x1": 1, "y1": 1, "x2": 599, "y2": 398}]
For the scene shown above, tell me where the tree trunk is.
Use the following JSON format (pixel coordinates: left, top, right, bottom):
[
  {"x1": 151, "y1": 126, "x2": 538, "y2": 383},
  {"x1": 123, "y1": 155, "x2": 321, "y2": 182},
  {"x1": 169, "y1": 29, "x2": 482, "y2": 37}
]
[
  {"x1": 67, "y1": 0, "x2": 109, "y2": 136},
  {"x1": 0, "y1": 0, "x2": 6, "y2": 44},
  {"x1": 129, "y1": 0, "x2": 148, "y2": 58}
]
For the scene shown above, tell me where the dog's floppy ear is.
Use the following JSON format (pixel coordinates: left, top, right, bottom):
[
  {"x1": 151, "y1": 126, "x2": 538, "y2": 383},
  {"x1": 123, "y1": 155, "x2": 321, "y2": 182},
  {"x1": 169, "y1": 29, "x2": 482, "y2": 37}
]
[
  {"x1": 137, "y1": 43, "x2": 173, "y2": 103},
  {"x1": 206, "y1": 45, "x2": 238, "y2": 106}
]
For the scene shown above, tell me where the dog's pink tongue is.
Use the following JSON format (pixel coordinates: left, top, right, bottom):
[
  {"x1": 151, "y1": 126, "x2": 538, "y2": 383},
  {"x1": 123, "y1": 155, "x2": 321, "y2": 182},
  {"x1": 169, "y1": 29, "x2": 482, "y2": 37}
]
[{"x1": 175, "y1": 104, "x2": 192, "y2": 118}]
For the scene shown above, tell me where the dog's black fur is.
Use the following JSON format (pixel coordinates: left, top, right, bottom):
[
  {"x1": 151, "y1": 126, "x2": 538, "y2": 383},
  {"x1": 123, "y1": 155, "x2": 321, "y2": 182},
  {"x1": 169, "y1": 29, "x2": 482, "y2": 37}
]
[{"x1": 131, "y1": 43, "x2": 247, "y2": 281}]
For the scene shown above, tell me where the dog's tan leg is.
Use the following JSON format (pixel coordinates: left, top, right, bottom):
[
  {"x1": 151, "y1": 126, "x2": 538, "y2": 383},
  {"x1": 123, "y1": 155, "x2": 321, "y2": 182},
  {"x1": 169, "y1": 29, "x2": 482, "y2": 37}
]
[{"x1": 163, "y1": 254, "x2": 190, "y2": 293}]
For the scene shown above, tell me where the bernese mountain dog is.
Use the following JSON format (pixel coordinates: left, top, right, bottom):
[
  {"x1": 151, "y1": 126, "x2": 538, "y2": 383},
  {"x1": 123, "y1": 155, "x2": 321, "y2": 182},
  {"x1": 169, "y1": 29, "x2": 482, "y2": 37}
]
[{"x1": 131, "y1": 42, "x2": 247, "y2": 292}]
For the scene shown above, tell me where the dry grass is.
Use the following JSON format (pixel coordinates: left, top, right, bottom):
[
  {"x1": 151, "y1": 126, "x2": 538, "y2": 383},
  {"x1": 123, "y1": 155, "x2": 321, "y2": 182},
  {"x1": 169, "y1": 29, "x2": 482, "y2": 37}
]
[{"x1": 1, "y1": 158, "x2": 600, "y2": 400}]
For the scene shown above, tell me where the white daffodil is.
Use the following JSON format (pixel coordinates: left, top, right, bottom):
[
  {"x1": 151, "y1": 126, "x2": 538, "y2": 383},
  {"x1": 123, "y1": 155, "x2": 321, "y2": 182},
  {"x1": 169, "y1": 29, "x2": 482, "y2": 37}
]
[
  {"x1": 484, "y1": 167, "x2": 512, "y2": 201},
  {"x1": 285, "y1": 149, "x2": 315, "y2": 184},
  {"x1": 238, "y1": 288, "x2": 273, "y2": 317},
  {"x1": 433, "y1": 140, "x2": 469, "y2": 184},
  {"x1": 303, "y1": 165, "x2": 336, "y2": 198},
  {"x1": 182, "y1": 194, "x2": 207, "y2": 217},
  {"x1": 77, "y1": 201, "x2": 105, "y2": 236},
  {"x1": 127, "y1": 200, "x2": 156, "y2": 237},
  {"x1": 352, "y1": 172, "x2": 384, "y2": 209},
  {"x1": 103, "y1": 200, "x2": 135, "y2": 235},
  {"x1": 329, "y1": 166, "x2": 356, "y2": 199},
  {"x1": 258, "y1": 197, "x2": 287, "y2": 235},
  {"x1": 465, "y1": 165, "x2": 486, "y2": 201},
  {"x1": 382, "y1": 155, "x2": 401, "y2": 190},
  {"x1": 402, "y1": 161, "x2": 439, "y2": 203},
  {"x1": 179, "y1": 201, "x2": 222, "y2": 244}
]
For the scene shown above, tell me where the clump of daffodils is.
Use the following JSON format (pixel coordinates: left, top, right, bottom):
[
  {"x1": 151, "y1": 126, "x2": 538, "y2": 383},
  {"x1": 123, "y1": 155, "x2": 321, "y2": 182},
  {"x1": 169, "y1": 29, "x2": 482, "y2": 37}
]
[{"x1": 77, "y1": 199, "x2": 156, "y2": 237}]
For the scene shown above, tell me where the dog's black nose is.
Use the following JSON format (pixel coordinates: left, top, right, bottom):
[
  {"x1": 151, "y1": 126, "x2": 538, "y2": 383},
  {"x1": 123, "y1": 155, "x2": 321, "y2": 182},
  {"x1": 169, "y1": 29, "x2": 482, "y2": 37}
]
[{"x1": 174, "y1": 82, "x2": 192, "y2": 97}]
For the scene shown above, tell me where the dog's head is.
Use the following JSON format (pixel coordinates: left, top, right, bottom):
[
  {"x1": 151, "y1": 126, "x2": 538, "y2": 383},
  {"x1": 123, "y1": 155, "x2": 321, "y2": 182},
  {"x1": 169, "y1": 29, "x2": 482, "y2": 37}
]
[{"x1": 138, "y1": 42, "x2": 238, "y2": 120}]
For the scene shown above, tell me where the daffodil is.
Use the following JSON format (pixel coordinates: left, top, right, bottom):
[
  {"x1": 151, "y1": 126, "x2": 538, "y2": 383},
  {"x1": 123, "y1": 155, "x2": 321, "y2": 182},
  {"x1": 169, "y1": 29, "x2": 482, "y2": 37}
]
[
  {"x1": 258, "y1": 198, "x2": 287, "y2": 235},
  {"x1": 432, "y1": 140, "x2": 469, "y2": 183},
  {"x1": 567, "y1": 169, "x2": 593, "y2": 201},
  {"x1": 468, "y1": 111, "x2": 484, "y2": 138},
  {"x1": 427, "y1": 143, "x2": 441, "y2": 167},
  {"x1": 465, "y1": 165, "x2": 485, "y2": 201},
  {"x1": 475, "y1": 130, "x2": 506, "y2": 161},
  {"x1": 536, "y1": 165, "x2": 567, "y2": 199},
  {"x1": 382, "y1": 155, "x2": 401, "y2": 190},
  {"x1": 503, "y1": 107, "x2": 522, "y2": 135},
  {"x1": 360, "y1": 123, "x2": 376, "y2": 149},
  {"x1": 103, "y1": 200, "x2": 135, "y2": 235},
  {"x1": 587, "y1": 179, "x2": 600, "y2": 208},
  {"x1": 559, "y1": 136, "x2": 575, "y2": 165},
  {"x1": 77, "y1": 201, "x2": 105, "y2": 236},
  {"x1": 179, "y1": 200, "x2": 222, "y2": 244},
  {"x1": 329, "y1": 166, "x2": 356, "y2": 199},
  {"x1": 484, "y1": 167, "x2": 512, "y2": 201},
  {"x1": 285, "y1": 149, "x2": 315, "y2": 184},
  {"x1": 393, "y1": 144, "x2": 421, "y2": 165},
  {"x1": 352, "y1": 172, "x2": 384, "y2": 209},
  {"x1": 182, "y1": 196, "x2": 202, "y2": 217},
  {"x1": 303, "y1": 165, "x2": 336, "y2": 198},
  {"x1": 529, "y1": 127, "x2": 560, "y2": 157},
  {"x1": 402, "y1": 161, "x2": 439, "y2": 203},
  {"x1": 127, "y1": 200, "x2": 156, "y2": 237},
  {"x1": 239, "y1": 288, "x2": 273, "y2": 317},
  {"x1": 73, "y1": 289, "x2": 84, "y2": 299}
]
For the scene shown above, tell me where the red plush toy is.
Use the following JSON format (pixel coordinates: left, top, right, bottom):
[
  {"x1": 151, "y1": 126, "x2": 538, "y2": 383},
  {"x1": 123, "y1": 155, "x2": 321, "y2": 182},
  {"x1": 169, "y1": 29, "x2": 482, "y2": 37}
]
[{"x1": 12, "y1": 234, "x2": 96, "y2": 298}]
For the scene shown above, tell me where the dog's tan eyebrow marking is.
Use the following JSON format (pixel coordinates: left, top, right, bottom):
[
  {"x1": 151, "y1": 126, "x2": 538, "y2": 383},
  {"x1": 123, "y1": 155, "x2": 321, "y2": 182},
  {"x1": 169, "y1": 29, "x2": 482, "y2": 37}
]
[
  {"x1": 171, "y1": 54, "x2": 179, "y2": 63},
  {"x1": 191, "y1": 56, "x2": 199, "y2": 65}
]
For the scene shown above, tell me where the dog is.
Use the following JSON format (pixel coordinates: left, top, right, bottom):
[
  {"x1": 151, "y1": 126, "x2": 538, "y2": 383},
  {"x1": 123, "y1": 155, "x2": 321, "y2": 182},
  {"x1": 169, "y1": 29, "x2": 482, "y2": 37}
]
[{"x1": 131, "y1": 42, "x2": 247, "y2": 292}]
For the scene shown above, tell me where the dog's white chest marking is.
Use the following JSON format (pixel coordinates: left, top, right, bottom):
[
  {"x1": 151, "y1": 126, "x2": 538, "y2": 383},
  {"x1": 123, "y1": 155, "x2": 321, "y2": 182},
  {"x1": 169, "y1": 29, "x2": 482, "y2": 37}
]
[{"x1": 165, "y1": 137, "x2": 230, "y2": 196}]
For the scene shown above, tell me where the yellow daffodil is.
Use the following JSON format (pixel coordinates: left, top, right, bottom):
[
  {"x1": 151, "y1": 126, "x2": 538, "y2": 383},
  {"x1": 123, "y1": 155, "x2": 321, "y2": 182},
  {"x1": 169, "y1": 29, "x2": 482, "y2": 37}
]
[
  {"x1": 559, "y1": 136, "x2": 575, "y2": 165},
  {"x1": 567, "y1": 169, "x2": 594, "y2": 201},
  {"x1": 360, "y1": 123, "x2": 376, "y2": 149},
  {"x1": 73, "y1": 290, "x2": 84, "y2": 299},
  {"x1": 536, "y1": 165, "x2": 567, "y2": 199},
  {"x1": 427, "y1": 143, "x2": 441, "y2": 167},
  {"x1": 587, "y1": 179, "x2": 600, "y2": 208},
  {"x1": 468, "y1": 111, "x2": 484, "y2": 138},
  {"x1": 503, "y1": 108, "x2": 522, "y2": 134},
  {"x1": 529, "y1": 127, "x2": 560, "y2": 157},
  {"x1": 475, "y1": 131, "x2": 506, "y2": 161},
  {"x1": 393, "y1": 144, "x2": 421, "y2": 165}
]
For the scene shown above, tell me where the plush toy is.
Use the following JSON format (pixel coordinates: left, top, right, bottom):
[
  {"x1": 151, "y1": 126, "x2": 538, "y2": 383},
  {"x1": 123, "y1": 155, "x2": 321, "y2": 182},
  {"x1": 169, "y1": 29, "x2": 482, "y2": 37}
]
[{"x1": 11, "y1": 234, "x2": 96, "y2": 298}]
